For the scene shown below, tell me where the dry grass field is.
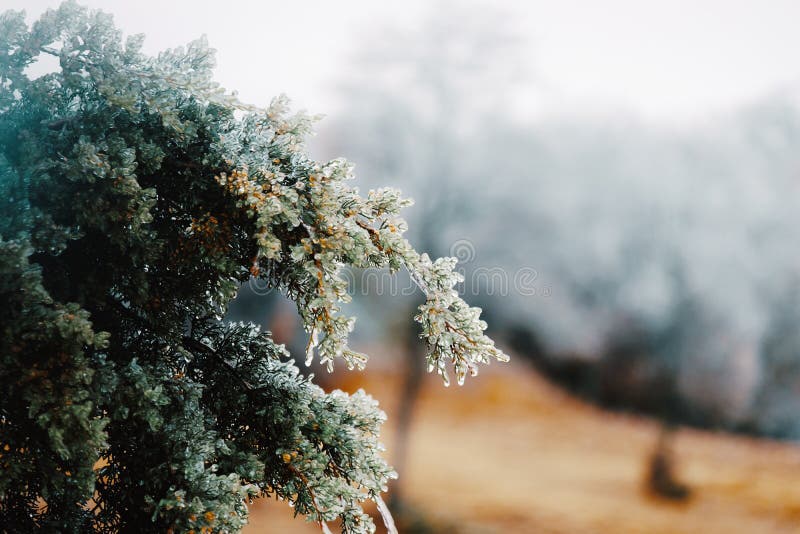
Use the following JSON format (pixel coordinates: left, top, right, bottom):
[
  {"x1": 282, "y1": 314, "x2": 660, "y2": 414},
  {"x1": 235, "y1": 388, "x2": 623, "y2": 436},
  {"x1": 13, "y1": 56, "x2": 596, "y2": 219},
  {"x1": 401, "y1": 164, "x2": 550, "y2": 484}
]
[{"x1": 244, "y1": 360, "x2": 800, "y2": 533}]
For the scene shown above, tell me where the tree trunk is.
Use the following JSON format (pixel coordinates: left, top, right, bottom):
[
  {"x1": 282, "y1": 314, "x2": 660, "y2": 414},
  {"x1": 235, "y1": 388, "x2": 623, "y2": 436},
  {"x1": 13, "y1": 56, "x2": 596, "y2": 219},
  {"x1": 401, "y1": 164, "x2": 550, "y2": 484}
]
[{"x1": 645, "y1": 422, "x2": 691, "y2": 501}]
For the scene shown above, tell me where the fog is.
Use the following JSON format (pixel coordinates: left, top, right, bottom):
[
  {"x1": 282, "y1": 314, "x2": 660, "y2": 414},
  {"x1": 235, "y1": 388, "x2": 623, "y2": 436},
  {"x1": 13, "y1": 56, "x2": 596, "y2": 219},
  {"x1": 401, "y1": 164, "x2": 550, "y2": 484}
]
[{"x1": 311, "y1": 2, "x2": 800, "y2": 436}]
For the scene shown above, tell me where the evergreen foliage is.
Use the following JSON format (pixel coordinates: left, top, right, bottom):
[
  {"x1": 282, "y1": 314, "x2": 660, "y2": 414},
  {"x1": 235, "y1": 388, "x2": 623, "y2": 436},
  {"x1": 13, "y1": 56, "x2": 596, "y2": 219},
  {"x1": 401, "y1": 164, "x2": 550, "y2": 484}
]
[{"x1": 0, "y1": 2, "x2": 507, "y2": 531}]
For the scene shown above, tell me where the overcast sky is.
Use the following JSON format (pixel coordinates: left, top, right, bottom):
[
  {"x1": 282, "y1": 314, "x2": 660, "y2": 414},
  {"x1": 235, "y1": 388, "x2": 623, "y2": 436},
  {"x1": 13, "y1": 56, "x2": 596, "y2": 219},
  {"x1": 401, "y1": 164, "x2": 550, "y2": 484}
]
[{"x1": 6, "y1": 0, "x2": 800, "y2": 125}]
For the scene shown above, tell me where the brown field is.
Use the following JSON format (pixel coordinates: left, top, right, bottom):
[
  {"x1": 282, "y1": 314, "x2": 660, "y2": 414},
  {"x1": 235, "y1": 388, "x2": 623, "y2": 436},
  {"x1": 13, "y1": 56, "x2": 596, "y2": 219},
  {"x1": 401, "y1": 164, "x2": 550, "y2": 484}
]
[{"x1": 244, "y1": 360, "x2": 800, "y2": 533}]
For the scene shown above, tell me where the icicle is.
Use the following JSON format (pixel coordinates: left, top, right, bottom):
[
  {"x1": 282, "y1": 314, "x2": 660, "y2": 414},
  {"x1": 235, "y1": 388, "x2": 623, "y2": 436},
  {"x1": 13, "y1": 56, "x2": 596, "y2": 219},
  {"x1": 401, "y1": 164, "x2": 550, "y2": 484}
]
[
  {"x1": 441, "y1": 368, "x2": 450, "y2": 387},
  {"x1": 375, "y1": 494, "x2": 398, "y2": 534},
  {"x1": 305, "y1": 328, "x2": 318, "y2": 366},
  {"x1": 456, "y1": 364, "x2": 467, "y2": 386}
]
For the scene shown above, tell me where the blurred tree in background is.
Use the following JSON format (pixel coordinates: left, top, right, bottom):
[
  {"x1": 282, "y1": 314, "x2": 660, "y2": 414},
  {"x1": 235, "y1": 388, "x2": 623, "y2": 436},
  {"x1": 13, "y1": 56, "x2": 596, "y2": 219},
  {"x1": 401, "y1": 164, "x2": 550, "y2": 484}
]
[
  {"x1": 320, "y1": 3, "x2": 527, "y2": 507},
  {"x1": 318, "y1": 0, "x2": 800, "y2": 502},
  {"x1": 0, "y1": 2, "x2": 507, "y2": 532}
]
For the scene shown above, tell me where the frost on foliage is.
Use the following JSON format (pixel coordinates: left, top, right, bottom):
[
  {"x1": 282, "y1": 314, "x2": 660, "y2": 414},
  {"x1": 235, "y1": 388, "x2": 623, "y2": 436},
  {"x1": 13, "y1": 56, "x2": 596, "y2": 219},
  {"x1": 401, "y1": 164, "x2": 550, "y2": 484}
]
[
  {"x1": 0, "y1": 2, "x2": 505, "y2": 533},
  {"x1": 215, "y1": 110, "x2": 509, "y2": 381}
]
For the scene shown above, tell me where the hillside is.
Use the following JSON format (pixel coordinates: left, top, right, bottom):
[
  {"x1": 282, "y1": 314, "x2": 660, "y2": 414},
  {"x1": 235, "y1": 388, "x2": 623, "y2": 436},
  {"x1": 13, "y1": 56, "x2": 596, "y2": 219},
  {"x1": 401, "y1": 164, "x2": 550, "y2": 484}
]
[{"x1": 244, "y1": 360, "x2": 800, "y2": 533}]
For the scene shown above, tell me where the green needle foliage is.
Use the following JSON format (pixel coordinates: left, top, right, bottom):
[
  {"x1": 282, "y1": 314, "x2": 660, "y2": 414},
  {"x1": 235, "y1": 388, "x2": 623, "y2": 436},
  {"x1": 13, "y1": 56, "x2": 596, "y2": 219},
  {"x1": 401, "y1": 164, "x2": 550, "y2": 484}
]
[{"x1": 0, "y1": 2, "x2": 507, "y2": 532}]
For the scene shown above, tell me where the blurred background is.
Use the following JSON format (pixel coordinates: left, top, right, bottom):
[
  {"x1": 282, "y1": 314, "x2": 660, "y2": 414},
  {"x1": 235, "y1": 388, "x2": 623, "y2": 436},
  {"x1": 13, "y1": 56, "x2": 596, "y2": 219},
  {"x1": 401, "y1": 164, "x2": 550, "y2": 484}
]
[{"x1": 13, "y1": 0, "x2": 800, "y2": 531}]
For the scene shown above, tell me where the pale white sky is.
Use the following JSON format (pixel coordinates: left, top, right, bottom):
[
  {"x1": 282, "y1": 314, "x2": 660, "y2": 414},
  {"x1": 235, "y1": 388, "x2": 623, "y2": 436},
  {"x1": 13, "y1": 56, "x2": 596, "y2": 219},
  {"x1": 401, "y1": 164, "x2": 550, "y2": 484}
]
[{"x1": 6, "y1": 0, "x2": 800, "y2": 124}]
